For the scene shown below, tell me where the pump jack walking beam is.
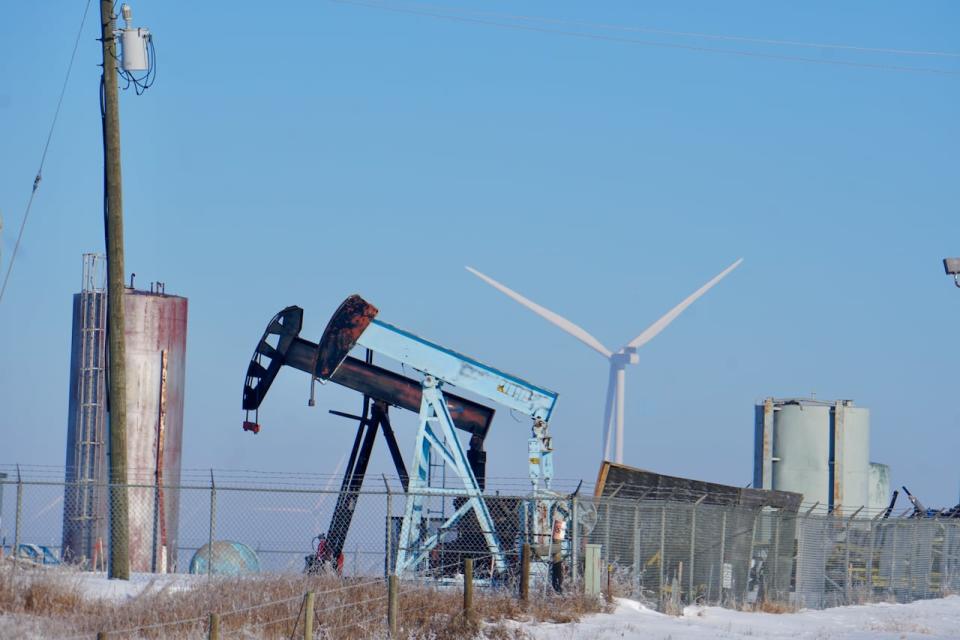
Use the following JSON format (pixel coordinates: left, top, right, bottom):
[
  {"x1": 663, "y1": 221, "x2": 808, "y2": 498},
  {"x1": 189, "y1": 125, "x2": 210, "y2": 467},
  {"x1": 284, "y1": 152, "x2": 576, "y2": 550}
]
[{"x1": 242, "y1": 303, "x2": 492, "y2": 485}]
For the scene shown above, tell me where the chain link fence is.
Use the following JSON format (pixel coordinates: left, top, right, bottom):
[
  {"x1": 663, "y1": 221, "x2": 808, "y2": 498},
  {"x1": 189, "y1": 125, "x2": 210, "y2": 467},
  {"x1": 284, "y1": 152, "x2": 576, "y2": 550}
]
[{"x1": 3, "y1": 466, "x2": 959, "y2": 618}]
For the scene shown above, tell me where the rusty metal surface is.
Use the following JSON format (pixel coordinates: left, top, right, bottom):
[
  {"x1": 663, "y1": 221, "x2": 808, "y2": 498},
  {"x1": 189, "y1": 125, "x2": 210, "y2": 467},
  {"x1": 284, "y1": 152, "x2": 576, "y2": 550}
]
[
  {"x1": 243, "y1": 303, "x2": 495, "y2": 439},
  {"x1": 313, "y1": 295, "x2": 378, "y2": 381},
  {"x1": 122, "y1": 291, "x2": 188, "y2": 573},
  {"x1": 595, "y1": 462, "x2": 802, "y2": 512},
  {"x1": 284, "y1": 340, "x2": 494, "y2": 439},
  {"x1": 63, "y1": 289, "x2": 188, "y2": 572}
]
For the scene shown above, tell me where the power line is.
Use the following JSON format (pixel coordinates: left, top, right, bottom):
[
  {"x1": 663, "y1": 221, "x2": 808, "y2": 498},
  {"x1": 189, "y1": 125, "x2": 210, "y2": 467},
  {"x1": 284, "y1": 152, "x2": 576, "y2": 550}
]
[
  {"x1": 332, "y1": 0, "x2": 960, "y2": 76},
  {"x1": 0, "y1": 0, "x2": 94, "y2": 307},
  {"x1": 349, "y1": 0, "x2": 960, "y2": 59}
]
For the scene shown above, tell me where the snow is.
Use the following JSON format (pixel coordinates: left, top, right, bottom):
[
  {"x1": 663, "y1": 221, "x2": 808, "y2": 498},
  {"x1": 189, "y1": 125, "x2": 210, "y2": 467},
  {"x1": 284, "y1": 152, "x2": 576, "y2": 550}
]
[
  {"x1": 521, "y1": 596, "x2": 960, "y2": 639},
  {"x1": 68, "y1": 571, "x2": 197, "y2": 602}
]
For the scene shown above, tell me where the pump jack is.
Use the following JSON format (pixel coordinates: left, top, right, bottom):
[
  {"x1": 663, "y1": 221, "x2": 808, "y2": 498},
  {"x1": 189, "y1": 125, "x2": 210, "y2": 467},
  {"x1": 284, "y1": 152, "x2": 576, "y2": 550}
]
[
  {"x1": 242, "y1": 298, "x2": 496, "y2": 572},
  {"x1": 242, "y1": 295, "x2": 563, "y2": 578}
]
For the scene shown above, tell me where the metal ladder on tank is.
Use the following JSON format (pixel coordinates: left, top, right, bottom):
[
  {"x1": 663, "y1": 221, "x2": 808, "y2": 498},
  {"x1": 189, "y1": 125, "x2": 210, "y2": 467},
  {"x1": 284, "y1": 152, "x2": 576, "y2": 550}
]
[{"x1": 69, "y1": 254, "x2": 108, "y2": 563}]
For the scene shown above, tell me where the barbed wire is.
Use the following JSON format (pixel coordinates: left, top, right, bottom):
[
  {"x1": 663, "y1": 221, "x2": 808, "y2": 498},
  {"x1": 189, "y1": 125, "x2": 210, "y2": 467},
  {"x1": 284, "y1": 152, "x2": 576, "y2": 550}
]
[{"x1": 319, "y1": 611, "x2": 386, "y2": 633}]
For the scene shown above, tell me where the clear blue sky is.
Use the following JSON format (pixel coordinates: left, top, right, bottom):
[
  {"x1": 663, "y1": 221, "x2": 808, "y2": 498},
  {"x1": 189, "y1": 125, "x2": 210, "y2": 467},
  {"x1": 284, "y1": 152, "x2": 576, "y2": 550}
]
[{"x1": 1, "y1": 1, "x2": 958, "y2": 505}]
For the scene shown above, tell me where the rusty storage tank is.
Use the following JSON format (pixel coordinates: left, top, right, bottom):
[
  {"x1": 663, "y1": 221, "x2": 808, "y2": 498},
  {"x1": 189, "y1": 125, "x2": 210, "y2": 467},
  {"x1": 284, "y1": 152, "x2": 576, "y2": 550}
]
[
  {"x1": 122, "y1": 282, "x2": 188, "y2": 572},
  {"x1": 753, "y1": 398, "x2": 871, "y2": 515},
  {"x1": 63, "y1": 259, "x2": 188, "y2": 572}
]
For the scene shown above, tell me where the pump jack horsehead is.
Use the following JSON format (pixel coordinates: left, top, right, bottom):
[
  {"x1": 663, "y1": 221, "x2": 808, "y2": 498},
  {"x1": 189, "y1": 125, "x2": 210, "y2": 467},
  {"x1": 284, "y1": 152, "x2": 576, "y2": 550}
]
[{"x1": 241, "y1": 295, "x2": 566, "y2": 578}]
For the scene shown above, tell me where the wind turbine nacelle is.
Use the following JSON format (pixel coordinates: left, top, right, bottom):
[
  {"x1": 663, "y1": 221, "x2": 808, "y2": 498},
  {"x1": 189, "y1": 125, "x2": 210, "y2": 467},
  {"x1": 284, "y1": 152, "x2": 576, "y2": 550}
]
[{"x1": 624, "y1": 347, "x2": 639, "y2": 365}]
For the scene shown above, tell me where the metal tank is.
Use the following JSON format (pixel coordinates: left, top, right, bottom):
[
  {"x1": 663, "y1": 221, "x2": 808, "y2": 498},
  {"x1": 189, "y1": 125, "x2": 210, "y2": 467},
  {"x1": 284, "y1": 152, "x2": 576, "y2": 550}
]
[
  {"x1": 868, "y1": 462, "x2": 892, "y2": 513},
  {"x1": 62, "y1": 255, "x2": 109, "y2": 565},
  {"x1": 62, "y1": 259, "x2": 188, "y2": 572},
  {"x1": 754, "y1": 398, "x2": 872, "y2": 515},
  {"x1": 122, "y1": 284, "x2": 188, "y2": 572}
]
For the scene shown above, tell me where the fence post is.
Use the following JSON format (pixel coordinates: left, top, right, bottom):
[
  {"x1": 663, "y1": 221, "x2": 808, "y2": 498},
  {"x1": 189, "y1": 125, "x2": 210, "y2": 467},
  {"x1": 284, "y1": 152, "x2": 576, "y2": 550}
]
[
  {"x1": 603, "y1": 499, "x2": 610, "y2": 568},
  {"x1": 207, "y1": 470, "x2": 216, "y2": 577},
  {"x1": 571, "y1": 497, "x2": 579, "y2": 587},
  {"x1": 385, "y1": 479, "x2": 394, "y2": 576},
  {"x1": 388, "y1": 574, "x2": 399, "y2": 637},
  {"x1": 463, "y1": 557, "x2": 474, "y2": 617},
  {"x1": 207, "y1": 613, "x2": 220, "y2": 640},
  {"x1": 97, "y1": 633, "x2": 107, "y2": 640},
  {"x1": 718, "y1": 510, "x2": 727, "y2": 605},
  {"x1": 689, "y1": 495, "x2": 706, "y2": 604},
  {"x1": 772, "y1": 511, "x2": 782, "y2": 600},
  {"x1": 890, "y1": 522, "x2": 899, "y2": 598},
  {"x1": 747, "y1": 513, "x2": 758, "y2": 604},
  {"x1": 520, "y1": 543, "x2": 531, "y2": 602},
  {"x1": 633, "y1": 502, "x2": 641, "y2": 597},
  {"x1": 843, "y1": 509, "x2": 863, "y2": 604},
  {"x1": 303, "y1": 591, "x2": 314, "y2": 640},
  {"x1": 659, "y1": 502, "x2": 666, "y2": 609},
  {"x1": 14, "y1": 466, "x2": 23, "y2": 568}
]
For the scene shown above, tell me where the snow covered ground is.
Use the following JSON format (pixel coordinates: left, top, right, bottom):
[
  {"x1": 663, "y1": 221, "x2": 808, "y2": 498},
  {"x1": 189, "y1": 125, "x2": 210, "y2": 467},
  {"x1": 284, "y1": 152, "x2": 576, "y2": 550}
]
[
  {"x1": 522, "y1": 596, "x2": 960, "y2": 639},
  {"x1": 5, "y1": 566, "x2": 960, "y2": 638}
]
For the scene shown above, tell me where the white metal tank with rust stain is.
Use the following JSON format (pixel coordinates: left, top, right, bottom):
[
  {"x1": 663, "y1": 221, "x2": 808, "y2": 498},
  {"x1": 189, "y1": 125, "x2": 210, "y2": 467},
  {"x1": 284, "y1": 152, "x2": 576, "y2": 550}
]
[
  {"x1": 123, "y1": 287, "x2": 188, "y2": 573},
  {"x1": 61, "y1": 269, "x2": 188, "y2": 572},
  {"x1": 754, "y1": 397, "x2": 872, "y2": 515}
]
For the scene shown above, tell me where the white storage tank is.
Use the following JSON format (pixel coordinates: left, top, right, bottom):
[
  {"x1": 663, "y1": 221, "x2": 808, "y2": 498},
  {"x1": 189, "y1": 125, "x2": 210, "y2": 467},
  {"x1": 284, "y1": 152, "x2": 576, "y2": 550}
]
[
  {"x1": 754, "y1": 398, "x2": 873, "y2": 515},
  {"x1": 868, "y1": 463, "x2": 892, "y2": 513}
]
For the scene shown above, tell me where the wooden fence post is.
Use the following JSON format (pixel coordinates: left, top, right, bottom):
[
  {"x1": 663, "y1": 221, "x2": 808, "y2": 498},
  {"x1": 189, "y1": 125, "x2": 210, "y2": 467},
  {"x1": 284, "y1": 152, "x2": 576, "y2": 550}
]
[
  {"x1": 521, "y1": 544, "x2": 531, "y2": 602},
  {"x1": 388, "y1": 575, "x2": 399, "y2": 637},
  {"x1": 464, "y1": 557, "x2": 474, "y2": 617},
  {"x1": 208, "y1": 613, "x2": 220, "y2": 640},
  {"x1": 303, "y1": 591, "x2": 314, "y2": 640}
]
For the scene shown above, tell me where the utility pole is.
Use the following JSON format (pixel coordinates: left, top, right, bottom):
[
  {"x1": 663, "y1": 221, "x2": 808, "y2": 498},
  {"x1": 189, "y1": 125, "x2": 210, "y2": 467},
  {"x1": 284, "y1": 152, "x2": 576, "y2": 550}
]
[{"x1": 100, "y1": 0, "x2": 129, "y2": 580}]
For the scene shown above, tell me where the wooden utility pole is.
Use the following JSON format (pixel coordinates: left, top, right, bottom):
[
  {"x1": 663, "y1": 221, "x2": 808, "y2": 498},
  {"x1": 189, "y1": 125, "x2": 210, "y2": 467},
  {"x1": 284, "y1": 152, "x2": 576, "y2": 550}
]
[{"x1": 99, "y1": 0, "x2": 129, "y2": 581}]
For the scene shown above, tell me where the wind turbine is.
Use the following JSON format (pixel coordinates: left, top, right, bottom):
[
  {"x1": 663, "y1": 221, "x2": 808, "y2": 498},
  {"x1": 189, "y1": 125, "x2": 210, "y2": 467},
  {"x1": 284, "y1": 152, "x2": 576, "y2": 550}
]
[{"x1": 466, "y1": 259, "x2": 743, "y2": 464}]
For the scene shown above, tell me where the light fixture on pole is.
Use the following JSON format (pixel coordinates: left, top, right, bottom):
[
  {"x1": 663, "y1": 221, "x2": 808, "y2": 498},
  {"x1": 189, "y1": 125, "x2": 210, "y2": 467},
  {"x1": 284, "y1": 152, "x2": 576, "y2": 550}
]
[{"x1": 944, "y1": 258, "x2": 960, "y2": 288}]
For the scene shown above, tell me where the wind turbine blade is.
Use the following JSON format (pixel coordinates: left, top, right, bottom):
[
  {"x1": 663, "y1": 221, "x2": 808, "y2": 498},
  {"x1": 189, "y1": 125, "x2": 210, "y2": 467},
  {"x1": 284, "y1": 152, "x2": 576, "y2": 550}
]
[
  {"x1": 466, "y1": 266, "x2": 613, "y2": 359},
  {"x1": 627, "y1": 258, "x2": 743, "y2": 349}
]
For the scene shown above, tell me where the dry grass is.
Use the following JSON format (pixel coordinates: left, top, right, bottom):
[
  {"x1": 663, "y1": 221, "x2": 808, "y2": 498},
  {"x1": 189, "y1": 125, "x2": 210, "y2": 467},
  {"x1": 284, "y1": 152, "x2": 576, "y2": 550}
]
[
  {"x1": 0, "y1": 560, "x2": 604, "y2": 639},
  {"x1": 751, "y1": 600, "x2": 795, "y2": 614}
]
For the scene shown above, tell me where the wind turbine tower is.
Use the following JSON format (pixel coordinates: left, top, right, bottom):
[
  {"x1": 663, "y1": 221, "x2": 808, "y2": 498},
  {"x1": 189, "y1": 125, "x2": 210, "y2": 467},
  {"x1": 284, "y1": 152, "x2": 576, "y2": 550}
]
[{"x1": 467, "y1": 259, "x2": 742, "y2": 464}]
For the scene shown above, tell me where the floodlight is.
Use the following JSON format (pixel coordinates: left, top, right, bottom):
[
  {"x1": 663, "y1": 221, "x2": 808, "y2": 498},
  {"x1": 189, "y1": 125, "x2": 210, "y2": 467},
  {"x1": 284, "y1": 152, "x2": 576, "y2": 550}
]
[{"x1": 944, "y1": 257, "x2": 960, "y2": 288}]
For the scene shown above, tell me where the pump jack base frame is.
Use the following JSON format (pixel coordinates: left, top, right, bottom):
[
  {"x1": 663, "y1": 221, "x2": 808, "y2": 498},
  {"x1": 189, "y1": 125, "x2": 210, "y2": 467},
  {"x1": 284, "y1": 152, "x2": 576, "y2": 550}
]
[{"x1": 395, "y1": 377, "x2": 507, "y2": 575}]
